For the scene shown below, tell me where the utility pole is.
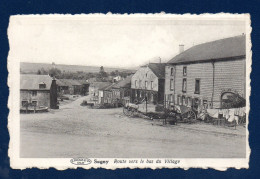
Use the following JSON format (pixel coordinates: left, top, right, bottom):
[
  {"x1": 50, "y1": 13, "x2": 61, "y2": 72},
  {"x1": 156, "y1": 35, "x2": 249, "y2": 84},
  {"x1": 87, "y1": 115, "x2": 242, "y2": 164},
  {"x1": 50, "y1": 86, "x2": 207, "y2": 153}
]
[{"x1": 145, "y1": 85, "x2": 147, "y2": 114}]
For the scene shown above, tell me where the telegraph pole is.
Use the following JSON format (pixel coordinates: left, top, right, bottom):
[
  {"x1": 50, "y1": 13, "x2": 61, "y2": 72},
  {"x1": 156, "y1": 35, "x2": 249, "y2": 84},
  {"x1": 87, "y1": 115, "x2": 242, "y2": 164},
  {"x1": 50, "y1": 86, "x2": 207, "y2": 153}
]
[{"x1": 145, "y1": 86, "x2": 147, "y2": 114}]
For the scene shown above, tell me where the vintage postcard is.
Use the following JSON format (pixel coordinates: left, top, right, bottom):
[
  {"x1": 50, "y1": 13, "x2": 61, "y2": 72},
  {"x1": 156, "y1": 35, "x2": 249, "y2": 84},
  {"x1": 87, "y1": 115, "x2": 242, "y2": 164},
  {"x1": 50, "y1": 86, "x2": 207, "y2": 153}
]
[{"x1": 8, "y1": 13, "x2": 251, "y2": 170}]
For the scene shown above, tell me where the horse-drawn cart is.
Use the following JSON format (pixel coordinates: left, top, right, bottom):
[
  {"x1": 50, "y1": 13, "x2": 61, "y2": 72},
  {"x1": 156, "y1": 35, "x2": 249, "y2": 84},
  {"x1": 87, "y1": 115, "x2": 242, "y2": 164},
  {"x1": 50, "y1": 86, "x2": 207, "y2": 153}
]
[
  {"x1": 123, "y1": 102, "x2": 197, "y2": 124},
  {"x1": 165, "y1": 105, "x2": 197, "y2": 124}
]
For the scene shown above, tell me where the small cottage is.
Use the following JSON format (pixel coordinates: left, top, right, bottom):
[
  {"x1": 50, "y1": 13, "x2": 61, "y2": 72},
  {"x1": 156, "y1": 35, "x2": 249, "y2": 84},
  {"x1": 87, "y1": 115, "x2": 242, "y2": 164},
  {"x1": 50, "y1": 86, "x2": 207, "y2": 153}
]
[
  {"x1": 89, "y1": 82, "x2": 112, "y2": 97},
  {"x1": 58, "y1": 79, "x2": 83, "y2": 95},
  {"x1": 98, "y1": 83, "x2": 115, "y2": 105},
  {"x1": 111, "y1": 75, "x2": 133, "y2": 105},
  {"x1": 20, "y1": 74, "x2": 58, "y2": 109}
]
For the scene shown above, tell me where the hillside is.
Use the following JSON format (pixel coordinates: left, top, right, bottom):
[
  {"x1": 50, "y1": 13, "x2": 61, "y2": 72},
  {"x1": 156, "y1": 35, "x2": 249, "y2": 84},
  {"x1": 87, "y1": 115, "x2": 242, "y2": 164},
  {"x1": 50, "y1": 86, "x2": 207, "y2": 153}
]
[{"x1": 20, "y1": 62, "x2": 136, "y2": 74}]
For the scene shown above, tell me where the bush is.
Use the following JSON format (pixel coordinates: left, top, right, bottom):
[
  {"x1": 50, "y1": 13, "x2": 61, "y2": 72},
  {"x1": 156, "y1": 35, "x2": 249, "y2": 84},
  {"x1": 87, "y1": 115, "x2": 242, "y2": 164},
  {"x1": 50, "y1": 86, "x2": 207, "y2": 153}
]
[{"x1": 80, "y1": 100, "x2": 88, "y2": 106}]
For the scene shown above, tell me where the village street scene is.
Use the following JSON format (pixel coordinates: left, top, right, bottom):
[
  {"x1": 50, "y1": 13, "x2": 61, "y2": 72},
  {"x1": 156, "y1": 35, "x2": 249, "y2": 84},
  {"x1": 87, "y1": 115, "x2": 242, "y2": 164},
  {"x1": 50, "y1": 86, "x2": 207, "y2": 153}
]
[
  {"x1": 20, "y1": 34, "x2": 247, "y2": 158},
  {"x1": 14, "y1": 17, "x2": 248, "y2": 159}
]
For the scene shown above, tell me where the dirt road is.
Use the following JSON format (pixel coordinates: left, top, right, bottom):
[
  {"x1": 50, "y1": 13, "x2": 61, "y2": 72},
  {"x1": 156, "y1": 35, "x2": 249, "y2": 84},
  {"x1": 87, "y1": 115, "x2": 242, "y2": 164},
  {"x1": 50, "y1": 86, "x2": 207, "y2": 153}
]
[{"x1": 20, "y1": 96, "x2": 246, "y2": 158}]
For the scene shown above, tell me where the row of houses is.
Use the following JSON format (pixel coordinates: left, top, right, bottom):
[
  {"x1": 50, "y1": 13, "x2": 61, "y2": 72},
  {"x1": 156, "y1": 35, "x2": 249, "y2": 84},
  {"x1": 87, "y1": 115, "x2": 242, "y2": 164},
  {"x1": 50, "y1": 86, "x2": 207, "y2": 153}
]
[
  {"x1": 19, "y1": 74, "x2": 126, "y2": 109},
  {"x1": 130, "y1": 35, "x2": 246, "y2": 111},
  {"x1": 20, "y1": 35, "x2": 246, "y2": 111},
  {"x1": 56, "y1": 79, "x2": 90, "y2": 96},
  {"x1": 74, "y1": 34, "x2": 246, "y2": 111}
]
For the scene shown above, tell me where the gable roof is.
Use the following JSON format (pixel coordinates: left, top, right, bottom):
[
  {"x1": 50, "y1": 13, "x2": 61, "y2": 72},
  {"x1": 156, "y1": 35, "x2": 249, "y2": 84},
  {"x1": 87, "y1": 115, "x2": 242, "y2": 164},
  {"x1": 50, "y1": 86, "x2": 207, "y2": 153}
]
[
  {"x1": 99, "y1": 83, "x2": 116, "y2": 91},
  {"x1": 112, "y1": 75, "x2": 133, "y2": 89},
  {"x1": 145, "y1": 63, "x2": 166, "y2": 79},
  {"x1": 90, "y1": 82, "x2": 112, "y2": 89},
  {"x1": 168, "y1": 35, "x2": 246, "y2": 64},
  {"x1": 20, "y1": 74, "x2": 53, "y2": 90},
  {"x1": 77, "y1": 80, "x2": 89, "y2": 85}
]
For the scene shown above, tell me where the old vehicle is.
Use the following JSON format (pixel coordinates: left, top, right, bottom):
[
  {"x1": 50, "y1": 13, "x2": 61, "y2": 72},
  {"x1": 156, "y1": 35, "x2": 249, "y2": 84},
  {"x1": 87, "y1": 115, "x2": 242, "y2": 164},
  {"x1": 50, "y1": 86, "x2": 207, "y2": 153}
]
[
  {"x1": 166, "y1": 104, "x2": 197, "y2": 124},
  {"x1": 123, "y1": 103, "x2": 139, "y2": 117},
  {"x1": 123, "y1": 102, "x2": 197, "y2": 124}
]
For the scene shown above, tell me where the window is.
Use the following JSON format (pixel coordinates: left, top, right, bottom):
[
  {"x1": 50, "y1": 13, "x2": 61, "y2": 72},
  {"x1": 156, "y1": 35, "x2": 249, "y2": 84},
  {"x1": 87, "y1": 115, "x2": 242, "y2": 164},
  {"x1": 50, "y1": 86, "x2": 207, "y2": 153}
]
[
  {"x1": 145, "y1": 81, "x2": 148, "y2": 89},
  {"x1": 146, "y1": 73, "x2": 148, "y2": 77},
  {"x1": 32, "y1": 91, "x2": 37, "y2": 96},
  {"x1": 183, "y1": 66, "x2": 187, "y2": 76},
  {"x1": 171, "y1": 95, "x2": 174, "y2": 103},
  {"x1": 187, "y1": 97, "x2": 192, "y2": 107},
  {"x1": 182, "y1": 78, "x2": 187, "y2": 92},
  {"x1": 170, "y1": 79, "x2": 174, "y2": 90},
  {"x1": 178, "y1": 95, "x2": 182, "y2": 105},
  {"x1": 171, "y1": 68, "x2": 174, "y2": 76},
  {"x1": 195, "y1": 79, "x2": 200, "y2": 94},
  {"x1": 203, "y1": 100, "x2": 208, "y2": 109},
  {"x1": 39, "y1": 83, "x2": 46, "y2": 89},
  {"x1": 22, "y1": 101, "x2": 28, "y2": 107},
  {"x1": 151, "y1": 81, "x2": 154, "y2": 89},
  {"x1": 32, "y1": 101, "x2": 37, "y2": 107},
  {"x1": 139, "y1": 80, "x2": 142, "y2": 88},
  {"x1": 182, "y1": 96, "x2": 186, "y2": 106},
  {"x1": 135, "y1": 80, "x2": 137, "y2": 88}
]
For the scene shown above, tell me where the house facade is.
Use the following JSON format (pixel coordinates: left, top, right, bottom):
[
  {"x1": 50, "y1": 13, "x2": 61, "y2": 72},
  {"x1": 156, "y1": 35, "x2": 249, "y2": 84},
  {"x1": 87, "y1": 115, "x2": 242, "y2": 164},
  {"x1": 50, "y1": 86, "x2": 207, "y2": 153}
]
[
  {"x1": 98, "y1": 75, "x2": 132, "y2": 106},
  {"x1": 90, "y1": 82, "x2": 112, "y2": 101},
  {"x1": 131, "y1": 63, "x2": 166, "y2": 104},
  {"x1": 98, "y1": 83, "x2": 115, "y2": 105},
  {"x1": 56, "y1": 79, "x2": 69, "y2": 95},
  {"x1": 57, "y1": 79, "x2": 83, "y2": 95},
  {"x1": 111, "y1": 75, "x2": 132, "y2": 105},
  {"x1": 165, "y1": 35, "x2": 246, "y2": 110},
  {"x1": 20, "y1": 74, "x2": 58, "y2": 109}
]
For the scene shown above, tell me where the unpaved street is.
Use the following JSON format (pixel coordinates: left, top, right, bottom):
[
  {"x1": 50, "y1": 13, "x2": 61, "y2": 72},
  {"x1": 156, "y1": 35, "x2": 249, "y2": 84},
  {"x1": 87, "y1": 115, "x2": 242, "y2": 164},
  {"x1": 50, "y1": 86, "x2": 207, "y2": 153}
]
[{"x1": 20, "y1": 96, "x2": 246, "y2": 158}]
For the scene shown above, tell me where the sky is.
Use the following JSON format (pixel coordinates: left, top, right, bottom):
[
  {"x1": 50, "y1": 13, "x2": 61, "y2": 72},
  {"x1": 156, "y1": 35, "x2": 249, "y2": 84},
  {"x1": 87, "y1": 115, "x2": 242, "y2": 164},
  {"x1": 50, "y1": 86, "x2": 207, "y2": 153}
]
[{"x1": 8, "y1": 15, "x2": 247, "y2": 68}]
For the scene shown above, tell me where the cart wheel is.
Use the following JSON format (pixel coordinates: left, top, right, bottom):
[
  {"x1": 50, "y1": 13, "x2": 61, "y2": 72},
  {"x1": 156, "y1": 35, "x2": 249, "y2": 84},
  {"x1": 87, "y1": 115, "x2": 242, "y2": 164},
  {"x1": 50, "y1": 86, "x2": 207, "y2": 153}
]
[
  {"x1": 123, "y1": 107, "x2": 133, "y2": 117},
  {"x1": 182, "y1": 111, "x2": 196, "y2": 123}
]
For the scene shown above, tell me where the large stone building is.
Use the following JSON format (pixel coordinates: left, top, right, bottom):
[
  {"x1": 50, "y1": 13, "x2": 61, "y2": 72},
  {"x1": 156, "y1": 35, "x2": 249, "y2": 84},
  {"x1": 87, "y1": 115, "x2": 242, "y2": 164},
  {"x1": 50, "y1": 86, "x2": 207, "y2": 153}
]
[
  {"x1": 131, "y1": 63, "x2": 166, "y2": 104},
  {"x1": 165, "y1": 35, "x2": 246, "y2": 110},
  {"x1": 20, "y1": 74, "x2": 58, "y2": 109}
]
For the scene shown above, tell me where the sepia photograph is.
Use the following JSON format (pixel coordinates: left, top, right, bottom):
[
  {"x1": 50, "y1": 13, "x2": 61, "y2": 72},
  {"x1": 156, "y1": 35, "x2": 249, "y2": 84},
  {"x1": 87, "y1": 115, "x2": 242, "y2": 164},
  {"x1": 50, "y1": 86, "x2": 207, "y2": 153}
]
[{"x1": 8, "y1": 14, "x2": 251, "y2": 169}]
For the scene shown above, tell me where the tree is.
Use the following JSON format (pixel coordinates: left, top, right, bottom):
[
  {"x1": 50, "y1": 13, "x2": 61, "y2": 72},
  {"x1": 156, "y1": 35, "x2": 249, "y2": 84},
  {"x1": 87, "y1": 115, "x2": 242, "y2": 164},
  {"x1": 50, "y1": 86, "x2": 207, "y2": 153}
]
[
  {"x1": 37, "y1": 69, "x2": 41, "y2": 75},
  {"x1": 98, "y1": 66, "x2": 108, "y2": 78},
  {"x1": 99, "y1": 66, "x2": 105, "y2": 74},
  {"x1": 49, "y1": 68, "x2": 61, "y2": 78}
]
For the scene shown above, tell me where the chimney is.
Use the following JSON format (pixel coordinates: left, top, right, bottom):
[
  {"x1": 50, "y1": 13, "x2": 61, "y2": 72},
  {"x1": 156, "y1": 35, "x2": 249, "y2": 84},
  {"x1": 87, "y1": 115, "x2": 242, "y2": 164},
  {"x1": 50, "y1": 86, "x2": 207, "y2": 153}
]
[
  {"x1": 159, "y1": 57, "x2": 161, "y2": 63},
  {"x1": 179, "y1": 44, "x2": 184, "y2": 53}
]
